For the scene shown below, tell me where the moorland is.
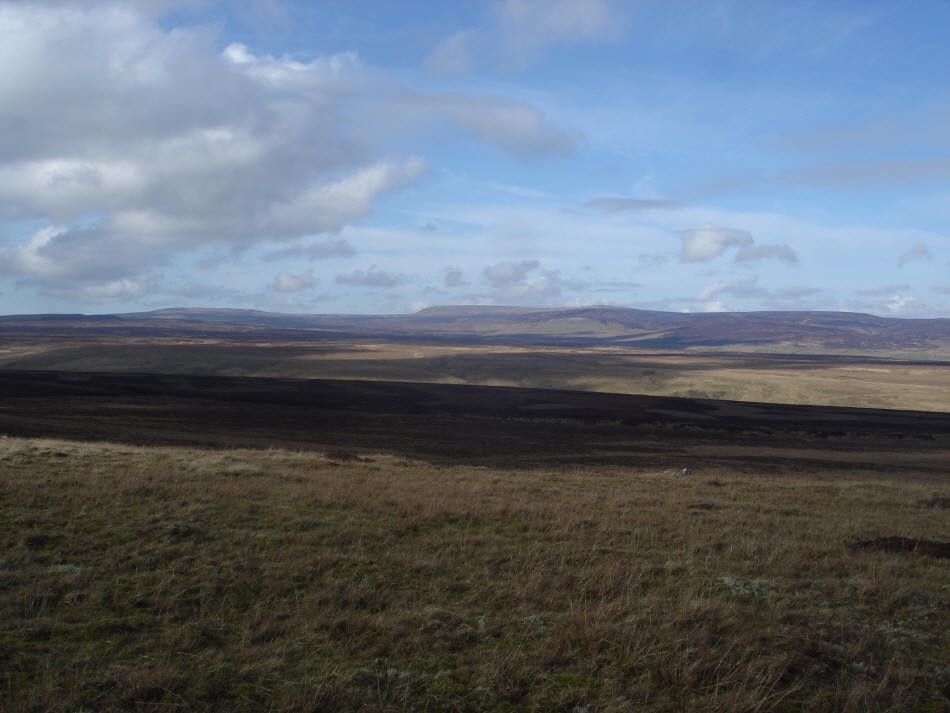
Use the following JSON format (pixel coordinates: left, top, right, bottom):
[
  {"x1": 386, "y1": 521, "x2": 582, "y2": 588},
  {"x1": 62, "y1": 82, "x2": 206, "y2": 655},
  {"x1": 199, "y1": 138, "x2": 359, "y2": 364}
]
[
  {"x1": 2, "y1": 305, "x2": 950, "y2": 411},
  {"x1": 1, "y1": 305, "x2": 949, "y2": 712}
]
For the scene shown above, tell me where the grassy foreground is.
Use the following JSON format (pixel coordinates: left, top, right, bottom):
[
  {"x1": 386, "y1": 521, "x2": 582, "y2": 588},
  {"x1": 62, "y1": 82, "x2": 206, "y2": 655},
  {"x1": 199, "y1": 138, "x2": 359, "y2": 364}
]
[{"x1": 2, "y1": 437, "x2": 949, "y2": 712}]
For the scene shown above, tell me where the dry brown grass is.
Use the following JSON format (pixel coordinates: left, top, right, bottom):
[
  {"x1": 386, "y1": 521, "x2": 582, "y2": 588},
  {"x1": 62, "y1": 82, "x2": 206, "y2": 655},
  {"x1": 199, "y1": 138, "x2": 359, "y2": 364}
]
[{"x1": 2, "y1": 437, "x2": 949, "y2": 712}]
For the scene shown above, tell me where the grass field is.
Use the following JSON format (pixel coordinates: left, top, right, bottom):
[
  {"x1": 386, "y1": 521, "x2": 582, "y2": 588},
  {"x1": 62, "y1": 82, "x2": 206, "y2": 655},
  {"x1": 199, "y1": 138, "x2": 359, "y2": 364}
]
[{"x1": 3, "y1": 436, "x2": 949, "y2": 712}]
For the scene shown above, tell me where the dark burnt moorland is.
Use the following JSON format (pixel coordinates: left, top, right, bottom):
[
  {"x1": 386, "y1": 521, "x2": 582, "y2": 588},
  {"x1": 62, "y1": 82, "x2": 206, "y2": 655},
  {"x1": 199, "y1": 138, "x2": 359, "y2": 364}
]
[{"x1": 1, "y1": 369, "x2": 947, "y2": 475}]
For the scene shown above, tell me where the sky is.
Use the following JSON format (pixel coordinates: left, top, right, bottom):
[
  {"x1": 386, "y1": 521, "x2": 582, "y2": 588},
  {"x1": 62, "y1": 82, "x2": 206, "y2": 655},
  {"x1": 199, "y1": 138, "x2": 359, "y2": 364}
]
[{"x1": 1, "y1": 0, "x2": 949, "y2": 317}]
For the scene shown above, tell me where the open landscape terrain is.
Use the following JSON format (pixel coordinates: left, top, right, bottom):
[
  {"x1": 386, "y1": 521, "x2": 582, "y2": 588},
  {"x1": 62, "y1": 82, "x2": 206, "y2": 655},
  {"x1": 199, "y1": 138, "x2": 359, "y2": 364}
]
[
  {"x1": 2, "y1": 306, "x2": 949, "y2": 711},
  {"x1": 7, "y1": 2, "x2": 950, "y2": 711},
  {"x1": 2, "y1": 306, "x2": 950, "y2": 412},
  {"x1": 2, "y1": 365, "x2": 950, "y2": 712}
]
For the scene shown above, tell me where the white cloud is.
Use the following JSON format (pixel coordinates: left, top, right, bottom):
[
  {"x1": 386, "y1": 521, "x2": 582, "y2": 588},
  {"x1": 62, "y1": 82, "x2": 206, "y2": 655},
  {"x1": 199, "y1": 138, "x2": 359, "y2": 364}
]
[
  {"x1": 483, "y1": 259, "x2": 540, "y2": 286},
  {"x1": 678, "y1": 226, "x2": 753, "y2": 262},
  {"x1": 695, "y1": 277, "x2": 766, "y2": 302},
  {"x1": 477, "y1": 259, "x2": 583, "y2": 305},
  {"x1": 272, "y1": 269, "x2": 317, "y2": 293},
  {"x1": 0, "y1": 1, "x2": 592, "y2": 308},
  {"x1": 697, "y1": 281, "x2": 730, "y2": 301},
  {"x1": 0, "y1": 0, "x2": 579, "y2": 303},
  {"x1": 73, "y1": 277, "x2": 150, "y2": 302},
  {"x1": 0, "y1": 2, "x2": 431, "y2": 300},
  {"x1": 267, "y1": 157, "x2": 428, "y2": 236},
  {"x1": 0, "y1": 225, "x2": 67, "y2": 278},
  {"x1": 443, "y1": 267, "x2": 468, "y2": 288},
  {"x1": 335, "y1": 267, "x2": 405, "y2": 289},
  {"x1": 382, "y1": 94, "x2": 576, "y2": 159},
  {"x1": 456, "y1": 102, "x2": 576, "y2": 157},
  {"x1": 884, "y1": 294, "x2": 915, "y2": 314},
  {"x1": 3, "y1": 3, "x2": 587, "y2": 304},
  {"x1": 848, "y1": 291, "x2": 927, "y2": 317}
]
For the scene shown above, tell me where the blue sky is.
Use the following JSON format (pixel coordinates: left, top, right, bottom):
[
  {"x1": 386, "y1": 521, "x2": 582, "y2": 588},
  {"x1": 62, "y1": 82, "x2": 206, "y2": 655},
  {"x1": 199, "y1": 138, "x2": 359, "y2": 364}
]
[{"x1": 1, "y1": 0, "x2": 948, "y2": 317}]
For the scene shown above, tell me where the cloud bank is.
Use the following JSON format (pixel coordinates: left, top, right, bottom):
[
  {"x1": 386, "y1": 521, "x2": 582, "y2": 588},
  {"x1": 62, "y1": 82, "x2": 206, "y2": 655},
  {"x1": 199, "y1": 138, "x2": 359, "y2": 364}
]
[
  {"x1": 678, "y1": 227, "x2": 753, "y2": 262},
  {"x1": 0, "y1": 2, "x2": 577, "y2": 302}
]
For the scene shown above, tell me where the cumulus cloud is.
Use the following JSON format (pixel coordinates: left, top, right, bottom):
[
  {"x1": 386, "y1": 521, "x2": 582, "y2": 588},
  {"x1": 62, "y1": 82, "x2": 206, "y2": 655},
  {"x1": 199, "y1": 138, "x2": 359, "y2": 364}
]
[
  {"x1": 881, "y1": 295, "x2": 917, "y2": 314},
  {"x1": 272, "y1": 269, "x2": 317, "y2": 293},
  {"x1": 678, "y1": 277, "x2": 826, "y2": 313},
  {"x1": 676, "y1": 227, "x2": 799, "y2": 265},
  {"x1": 898, "y1": 242, "x2": 933, "y2": 267},
  {"x1": 334, "y1": 267, "x2": 405, "y2": 289},
  {"x1": 0, "y1": 222, "x2": 156, "y2": 301},
  {"x1": 456, "y1": 102, "x2": 575, "y2": 158},
  {"x1": 735, "y1": 244, "x2": 798, "y2": 263},
  {"x1": 476, "y1": 259, "x2": 583, "y2": 304},
  {"x1": 427, "y1": 0, "x2": 621, "y2": 72},
  {"x1": 848, "y1": 292, "x2": 926, "y2": 317},
  {"x1": 0, "y1": 3, "x2": 575, "y2": 302},
  {"x1": 261, "y1": 239, "x2": 356, "y2": 263},
  {"x1": 443, "y1": 267, "x2": 468, "y2": 288},
  {"x1": 0, "y1": 2, "x2": 433, "y2": 300},
  {"x1": 483, "y1": 259, "x2": 541, "y2": 287},
  {"x1": 74, "y1": 277, "x2": 152, "y2": 302},
  {"x1": 678, "y1": 227, "x2": 753, "y2": 262}
]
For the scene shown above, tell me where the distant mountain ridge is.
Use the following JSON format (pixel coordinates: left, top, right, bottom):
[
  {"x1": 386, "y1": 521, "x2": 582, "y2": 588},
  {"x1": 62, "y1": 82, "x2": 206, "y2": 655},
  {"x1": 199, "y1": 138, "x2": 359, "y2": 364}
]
[{"x1": 3, "y1": 305, "x2": 950, "y2": 354}]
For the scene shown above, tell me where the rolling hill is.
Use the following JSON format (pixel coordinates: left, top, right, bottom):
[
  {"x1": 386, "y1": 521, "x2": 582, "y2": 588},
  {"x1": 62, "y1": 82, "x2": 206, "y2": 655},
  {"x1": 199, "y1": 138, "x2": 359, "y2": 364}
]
[{"x1": 3, "y1": 305, "x2": 950, "y2": 354}]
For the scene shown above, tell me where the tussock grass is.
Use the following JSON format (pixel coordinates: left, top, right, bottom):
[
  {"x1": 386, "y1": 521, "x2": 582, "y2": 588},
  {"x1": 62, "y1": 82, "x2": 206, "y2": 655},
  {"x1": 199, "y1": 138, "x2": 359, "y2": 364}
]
[{"x1": 2, "y1": 437, "x2": 949, "y2": 712}]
